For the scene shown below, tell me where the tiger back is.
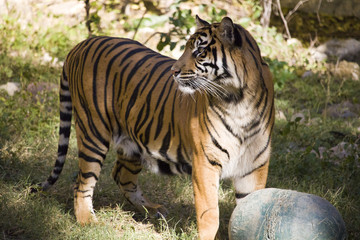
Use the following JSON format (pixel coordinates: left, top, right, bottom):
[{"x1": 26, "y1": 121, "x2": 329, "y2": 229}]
[{"x1": 41, "y1": 16, "x2": 274, "y2": 240}]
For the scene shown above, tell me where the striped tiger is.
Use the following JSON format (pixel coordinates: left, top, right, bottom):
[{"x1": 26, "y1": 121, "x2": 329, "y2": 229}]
[{"x1": 40, "y1": 16, "x2": 274, "y2": 239}]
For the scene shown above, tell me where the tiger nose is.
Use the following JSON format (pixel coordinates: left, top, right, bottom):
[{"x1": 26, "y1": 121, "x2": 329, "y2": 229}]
[{"x1": 171, "y1": 65, "x2": 181, "y2": 77}]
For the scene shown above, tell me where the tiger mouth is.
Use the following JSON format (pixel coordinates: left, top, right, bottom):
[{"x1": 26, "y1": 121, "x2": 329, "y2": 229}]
[
  {"x1": 174, "y1": 76, "x2": 198, "y2": 94},
  {"x1": 175, "y1": 77, "x2": 198, "y2": 89}
]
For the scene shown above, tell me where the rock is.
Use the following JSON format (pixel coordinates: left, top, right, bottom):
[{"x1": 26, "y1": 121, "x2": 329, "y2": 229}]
[
  {"x1": 323, "y1": 101, "x2": 360, "y2": 118},
  {"x1": 330, "y1": 142, "x2": 358, "y2": 159},
  {"x1": 275, "y1": 110, "x2": 286, "y2": 121},
  {"x1": 301, "y1": 70, "x2": 314, "y2": 78},
  {"x1": 311, "y1": 39, "x2": 360, "y2": 64},
  {"x1": 27, "y1": 82, "x2": 58, "y2": 96},
  {"x1": 291, "y1": 112, "x2": 305, "y2": 123},
  {"x1": 329, "y1": 61, "x2": 360, "y2": 81},
  {"x1": 229, "y1": 188, "x2": 347, "y2": 240},
  {"x1": 0, "y1": 82, "x2": 21, "y2": 96},
  {"x1": 280, "y1": 0, "x2": 360, "y2": 18},
  {"x1": 46, "y1": 1, "x2": 84, "y2": 17}
]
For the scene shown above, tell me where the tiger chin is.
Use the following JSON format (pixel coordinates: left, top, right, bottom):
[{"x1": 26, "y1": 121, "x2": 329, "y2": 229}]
[{"x1": 39, "y1": 15, "x2": 274, "y2": 240}]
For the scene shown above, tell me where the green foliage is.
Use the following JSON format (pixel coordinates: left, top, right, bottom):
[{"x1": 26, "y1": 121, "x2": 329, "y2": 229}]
[
  {"x1": 266, "y1": 58, "x2": 297, "y2": 91},
  {"x1": 156, "y1": 2, "x2": 227, "y2": 51},
  {"x1": 123, "y1": 15, "x2": 168, "y2": 32},
  {"x1": 199, "y1": 4, "x2": 227, "y2": 23},
  {"x1": 1, "y1": 1, "x2": 360, "y2": 239},
  {"x1": 157, "y1": 6, "x2": 195, "y2": 51},
  {"x1": 0, "y1": 15, "x2": 78, "y2": 61}
]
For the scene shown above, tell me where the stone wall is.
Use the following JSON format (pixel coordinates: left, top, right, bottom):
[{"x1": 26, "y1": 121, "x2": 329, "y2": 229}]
[{"x1": 281, "y1": 0, "x2": 360, "y2": 18}]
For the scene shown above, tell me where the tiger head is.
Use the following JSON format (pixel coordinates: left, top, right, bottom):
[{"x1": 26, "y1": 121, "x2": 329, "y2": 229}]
[{"x1": 172, "y1": 15, "x2": 247, "y2": 98}]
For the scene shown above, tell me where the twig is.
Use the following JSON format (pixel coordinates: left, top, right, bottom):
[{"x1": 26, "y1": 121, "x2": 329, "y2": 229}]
[
  {"x1": 285, "y1": 0, "x2": 309, "y2": 22},
  {"x1": 260, "y1": 0, "x2": 272, "y2": 28},
  {"x1": 143, "y1": 31, "x2": 162, "y2": 45},
  {"x1": 276, "y1": 0, "x2": 291, "y2": 39},
  {"x1": 132, "y1": 10, "x2": 147, "y2": 40},
  {"x1": 84, "y1": 0, "x2": 92, "y2": 38},
  {"x1": 316, "y1": 0, "x2": 322, "y2": 24}
]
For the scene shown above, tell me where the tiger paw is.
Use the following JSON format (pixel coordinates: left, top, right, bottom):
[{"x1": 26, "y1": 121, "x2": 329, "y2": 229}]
[
  {"x1": 145, "y1": 204, "x2": 168, "y2": 219},
  {"x1": 76, "y1": 209, "x2": 98, "y2": 225}
]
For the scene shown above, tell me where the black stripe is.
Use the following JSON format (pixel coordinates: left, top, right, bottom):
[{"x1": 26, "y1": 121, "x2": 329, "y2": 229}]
[
  {"x1": 253, "y1": 135, "x2": 271, "y2": 163},
  {"x1": 79, "y1": 151, "x2": 103, "y2": 168},
  {"x1": 240, "y1": 160, "x2": 268, "y2": 179},
  {"x1": 137, "y1": 64, "x2": 173, "y2": 132},
  {"x1": 124, "y1": 52, "x2": 158, "y2": 91},
  {"x1": 81, "y1": 137, "x2": 106, "y2": 160},
  {"x1": 141, "y1": 61, "x2": 172, "y2": 95},
  {"x1": 158, "y1": 160, "x2": 172, "y2": 175},
  {"x1": 154, "y1": 80, "x2": 174, "y2": 140},
  {"x1": 264, "y1": 99, "x2": 274, "y2": 130},
  {"x1": 211, "y1": 106, "x2": 243, "y2": 144},
  {"x1": 119, "y1": 48, "x2": 146, "y2": 65},
  {"x1": 244, "y1": 34, "x2": 255, "y2": 51},
  {"x1": 105, "y1": 40, "x2": 142, "y2": 58},
  {"x1": 74, "y1": 108, "x2": 109, "y2": 152},
  {"x1": 46, "y1": 175, "x2": 57, "y2": 185},
  {"x1": 81, "y1": 171, "x2": 98, "y2": 181},
  {"x1": 116, "y1": 62, "x2": 130, "y2": 101},
  {"x1": 203, "y1": 114, "x2": 230, "y2": 159},
  {"x1": 54, "y1": 159, "x2": 65, "y2": 170},
  {"x1": 57, "y1": 144, "x2": 68, "y2": 156},
  {"x1": 170, "y1": 89, "x2": 177, "y2": 133},
  {"x1": 114, "y1": 162, "x2": 142, "y2": 175},
  {"x1": 118, "y1": 181, "x2": 137, "y2": 188},
  {"x1": 60, "y1": 81, "x2": 69, "y2": 91},
  {"x1": 134, "y1": 104, "x2": 145, "y2": 134},
  {"x1": 220, "y1": 44, "x2": 228, "y2": 70},
  {"x1": 91, "y1": 38, "x2": 114, "y2": 62},
  {"x1": 77, "y1": 88, "x2": 110, "y2": 149},
  {"x1": 92, "y1": 43, "x2": 112, "y2": 132},
  {"x1": 244, "y1": 128, "x2": 261, "y2": 141},
  {"x1": 204, "y1": 111, "x2": 219, "y2": 137},
  {"x1": 111, "y1": 72, "x2": 122, "y2": 132},
  {"x1": 60, "y1": 95, "x2": 71, "y2": 102},
  {"x1": 104, "y1": 49, "x2": 130, "y2": 132},
  {"x1": 143, "y1": 118, "x2": 153, "y2": 146},
  {"x1": 155, "y1": 75, "x2": 171, "y2": 108},
  {"x1": 159, "y1": 124, "x2": 171, "y2": 158},
  {"x1": 176, "y1": 138, "x2": 192, "y2": 174},
  {"x1": 212, "y1": 47, "x2": 218, "y2": 75},
  {"x1": 60, "y1": 112, "x2": 72, "y2": 121},
  {"x1": 125, "y1": 80, "x2": 141, "y2": 120},
  {"x1": 59, "y1": 126, "x2": 71, "y2": 138},
  {"x1": 201, "y1": 143, "x2": 222, "y2": 168},
  {"x1": 234, "y1": 26, "x2": 243, "y2": 47}
]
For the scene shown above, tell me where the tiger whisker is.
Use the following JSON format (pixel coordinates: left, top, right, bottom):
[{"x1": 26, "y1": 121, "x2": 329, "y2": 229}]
[{"x1": 196, "y1": 76, "x2": 228, "y2": 98}]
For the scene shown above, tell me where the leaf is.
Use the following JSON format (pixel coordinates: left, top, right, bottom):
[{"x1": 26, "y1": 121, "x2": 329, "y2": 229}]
[{"x1": 170, "y1": 42, "x2": 177, "y2": 51}]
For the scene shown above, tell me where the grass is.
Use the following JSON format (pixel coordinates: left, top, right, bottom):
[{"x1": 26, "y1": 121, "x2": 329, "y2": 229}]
[{"x1": 1, "y1": 2, "x2": 360, "y2": 240}]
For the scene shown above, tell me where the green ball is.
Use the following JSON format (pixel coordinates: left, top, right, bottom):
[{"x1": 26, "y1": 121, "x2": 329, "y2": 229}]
[{"x1": 229, "y1": 188, "x2": 347, "y2": 240}]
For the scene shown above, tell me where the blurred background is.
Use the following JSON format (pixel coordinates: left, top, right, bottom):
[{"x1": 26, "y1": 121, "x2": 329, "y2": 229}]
[{"x1": 0, "y1": 0, "x2": 359, "y2": 239}]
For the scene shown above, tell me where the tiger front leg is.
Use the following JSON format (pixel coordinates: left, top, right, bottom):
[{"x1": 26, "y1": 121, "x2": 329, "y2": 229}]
[
  {"x1": 192, "y1": 154, "x2": 221, "y2": 240},
  {"x1": 112, "y1": 152, "x2": 168, "y2": 218},
  {"x1": 233, "y1": 159, "x2": 270, "y2": 203}
]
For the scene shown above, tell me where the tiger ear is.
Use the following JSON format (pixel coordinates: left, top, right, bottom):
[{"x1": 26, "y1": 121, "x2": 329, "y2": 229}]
[
  {"x1": 218, "y1": 17, "x2": 235, "y2": 44},
  {"x1": 196, "y1": 15, "x2": 210, "y2": 29}
]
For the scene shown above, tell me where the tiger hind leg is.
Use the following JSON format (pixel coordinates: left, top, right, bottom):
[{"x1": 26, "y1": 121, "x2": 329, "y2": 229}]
[
  {"x1": 112, "y1": 150, "x2": 168, "y2": 218},
  {"x1": 74, "y1": 137, "x2": 109, "y2": 224}
]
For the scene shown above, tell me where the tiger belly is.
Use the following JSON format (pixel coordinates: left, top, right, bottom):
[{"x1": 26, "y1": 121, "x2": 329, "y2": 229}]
[{"x1": 113, "y1": 134, "x2": 192, "y2": 175}]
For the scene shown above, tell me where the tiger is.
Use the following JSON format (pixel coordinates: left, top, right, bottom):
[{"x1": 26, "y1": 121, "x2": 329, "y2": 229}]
[{"x1": 39, "y1": 15, "x2": 274, "y2": 240}]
